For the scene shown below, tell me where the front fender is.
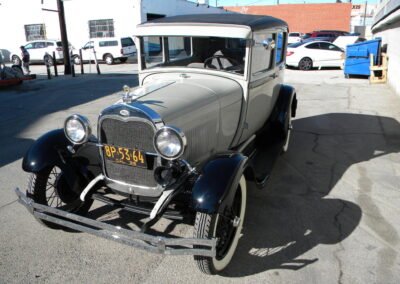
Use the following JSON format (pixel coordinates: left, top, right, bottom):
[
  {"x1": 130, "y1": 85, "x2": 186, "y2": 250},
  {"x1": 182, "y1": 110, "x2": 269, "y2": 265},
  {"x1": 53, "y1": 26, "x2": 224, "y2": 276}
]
[
  {"x1": 192, "y1": 152, "x2": 247, "y2": 214},
  {"x1": 22, "y1": 129, "x2": 102, "y2": 184},
  {"x1": 22, "y1": 129, "x2": 71, "y2": 173}
]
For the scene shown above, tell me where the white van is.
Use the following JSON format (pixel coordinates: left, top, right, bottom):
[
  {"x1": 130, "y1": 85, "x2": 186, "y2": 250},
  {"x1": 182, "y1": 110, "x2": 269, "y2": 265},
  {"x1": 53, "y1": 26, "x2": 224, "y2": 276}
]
[{"x1": 73, "y1": 37, "x2": 136, "y2": 65}]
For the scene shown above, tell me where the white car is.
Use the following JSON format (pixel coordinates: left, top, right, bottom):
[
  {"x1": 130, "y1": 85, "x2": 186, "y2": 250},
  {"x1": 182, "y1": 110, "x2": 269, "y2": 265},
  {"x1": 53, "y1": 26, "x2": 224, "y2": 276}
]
[
  {"x1": 288, "y1": 32, "x2": 303, "y2": 44},
  {"x1": 286, "y1": 41, "x2": 344, "y2": 70},
  {"x1": 10, "y1": 39, "x2": 71, "y2": 65},
  {"x1": 73, "y1": 37, "x2": 136, "y2": 65}
]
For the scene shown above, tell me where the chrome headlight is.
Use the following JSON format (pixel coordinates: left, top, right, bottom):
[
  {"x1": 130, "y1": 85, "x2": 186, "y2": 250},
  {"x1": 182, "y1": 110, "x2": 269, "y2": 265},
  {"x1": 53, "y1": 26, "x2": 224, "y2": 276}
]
[
  {"x1": 64, "y1": 114, "x2": 91, "y2": 144},
  {"x1": 154, "y1": 126, "x2": 186, "y2": 160}
]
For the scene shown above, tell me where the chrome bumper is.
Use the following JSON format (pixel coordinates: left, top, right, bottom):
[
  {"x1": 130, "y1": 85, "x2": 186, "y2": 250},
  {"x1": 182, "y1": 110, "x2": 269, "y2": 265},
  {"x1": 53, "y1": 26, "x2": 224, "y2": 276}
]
[{"x1": 15, "y1": 188, "x2": 216, "y2": 257}]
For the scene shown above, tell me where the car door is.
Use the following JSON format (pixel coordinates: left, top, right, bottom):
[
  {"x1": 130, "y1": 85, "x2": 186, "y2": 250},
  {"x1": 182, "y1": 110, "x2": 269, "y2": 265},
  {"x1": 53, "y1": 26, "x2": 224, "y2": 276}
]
[
  {"x1": 121, "y1": 37, "x2": 136, "y2": 56},
  {"x1": 81, "y1": 41, "x2": 94, "y2": 61},
  {"x1": 303, "y1": 42, "x2": 325, "y2": 66},
  {"x1": 23, "y1": 43, "x2": 35, "y2": 61},
  {"x1": 32, "y1": 41, "x2": 47, "y2": 61},
  {"x1": 240, "y1": 30, "x2": 282, "y2": 143},
  {"x1": 318, "y1": 42, "x2": 344, "y2": 67}
]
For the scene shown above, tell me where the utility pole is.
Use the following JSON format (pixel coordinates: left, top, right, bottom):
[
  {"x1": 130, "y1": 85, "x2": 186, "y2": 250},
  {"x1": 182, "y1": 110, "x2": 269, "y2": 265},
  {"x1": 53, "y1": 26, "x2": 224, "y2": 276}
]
[
  {"x1": 56, "y1": 0, "x2": 71, "y2": 74},
  {"x1": 363, "y1": 1, "x2": 368, "y2": 26}
]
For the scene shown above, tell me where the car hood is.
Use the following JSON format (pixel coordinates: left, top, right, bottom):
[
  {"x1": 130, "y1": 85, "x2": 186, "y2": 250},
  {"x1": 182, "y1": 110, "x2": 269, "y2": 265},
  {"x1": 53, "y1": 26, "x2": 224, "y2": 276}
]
[{"x1": 130, "y1": 73, "x2": 243, "y2": 164}]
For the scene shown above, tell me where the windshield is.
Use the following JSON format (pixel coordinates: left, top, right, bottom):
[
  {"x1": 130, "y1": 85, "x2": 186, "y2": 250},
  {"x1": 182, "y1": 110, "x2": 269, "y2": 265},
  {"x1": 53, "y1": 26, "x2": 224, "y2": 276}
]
[
  {"x1": 288, "y1": 41, "x2": 305, "y2": 48},
  {"x1": 139, "y1": 36, "x2": 247, "y2": 75}
]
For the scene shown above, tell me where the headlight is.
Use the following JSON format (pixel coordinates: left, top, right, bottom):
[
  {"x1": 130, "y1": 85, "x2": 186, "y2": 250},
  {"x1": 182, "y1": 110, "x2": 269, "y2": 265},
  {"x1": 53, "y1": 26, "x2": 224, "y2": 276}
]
[
  {"x1": 64, "y1": 114, "x2": 91, "y2": 144},
  {"x1": 154, "y1": 126, "x2": 186, "y2": 160}
]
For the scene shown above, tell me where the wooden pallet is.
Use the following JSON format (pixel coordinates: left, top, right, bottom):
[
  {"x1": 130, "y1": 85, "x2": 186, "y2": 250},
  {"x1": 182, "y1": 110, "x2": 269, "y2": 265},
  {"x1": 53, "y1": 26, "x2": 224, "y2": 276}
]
[{"x1": 370, "y1": 53, "x2": 388, "y2": 84}]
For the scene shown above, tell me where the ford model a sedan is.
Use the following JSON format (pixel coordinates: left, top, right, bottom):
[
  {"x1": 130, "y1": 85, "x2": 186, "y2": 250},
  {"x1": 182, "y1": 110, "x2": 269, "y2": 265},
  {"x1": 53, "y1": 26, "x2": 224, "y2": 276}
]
[{"x1": 16, "y1": 14, "x2": 297, "y2": 274}]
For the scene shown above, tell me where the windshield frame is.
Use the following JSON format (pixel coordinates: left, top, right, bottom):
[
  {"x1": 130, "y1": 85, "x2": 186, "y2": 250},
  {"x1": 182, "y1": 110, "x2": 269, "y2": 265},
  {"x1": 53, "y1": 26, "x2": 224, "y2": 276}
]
[{"x1": 137, "y1": 35, "x2": 250, "y2": 81}]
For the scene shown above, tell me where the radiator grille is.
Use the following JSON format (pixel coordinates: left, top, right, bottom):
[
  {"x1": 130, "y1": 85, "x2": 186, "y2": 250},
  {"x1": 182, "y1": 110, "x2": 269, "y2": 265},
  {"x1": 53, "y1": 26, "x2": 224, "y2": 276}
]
[{"x1": 100, "y1": 117, "x2": 158, "y2": 187}]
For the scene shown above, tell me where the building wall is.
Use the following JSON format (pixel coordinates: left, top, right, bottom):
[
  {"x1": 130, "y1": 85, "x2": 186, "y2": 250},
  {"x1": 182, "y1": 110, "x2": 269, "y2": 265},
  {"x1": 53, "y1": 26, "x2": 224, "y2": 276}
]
[
  {"x1": 225, "y1": 3, "x2": 352, "y2": 33},
  {"x1": 372, "y1": 0, "x2": 400, "y2": 96},
  {"x1": 0, "y1": 0, "x2": 226, "y2": 61},
  {"x1": 374, "y1": 12, "x2": 400, "y2": 95}
]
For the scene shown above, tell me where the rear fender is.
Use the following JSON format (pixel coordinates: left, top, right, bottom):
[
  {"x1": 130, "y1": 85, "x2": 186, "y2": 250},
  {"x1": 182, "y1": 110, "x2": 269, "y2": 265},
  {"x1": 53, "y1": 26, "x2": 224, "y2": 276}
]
[
  {"x1": 192, "y1": 152, "x2": 247, "y2": 215},
  {"x1": 275, "y1": 84, "x2": 297, "y2": 123}
]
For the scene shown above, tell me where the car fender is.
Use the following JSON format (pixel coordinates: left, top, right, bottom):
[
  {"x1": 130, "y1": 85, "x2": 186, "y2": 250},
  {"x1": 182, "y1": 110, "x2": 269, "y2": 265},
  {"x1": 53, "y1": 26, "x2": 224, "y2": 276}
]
[
  {"x1": 274, "y1": 84, "x2": 297, "y2": 124},
  {"x1": 22, "y1": 129, "x2": 102, "y2": 188},
  {"x1": 192, "y1": 152, "x2": 248, "y2": 214}
]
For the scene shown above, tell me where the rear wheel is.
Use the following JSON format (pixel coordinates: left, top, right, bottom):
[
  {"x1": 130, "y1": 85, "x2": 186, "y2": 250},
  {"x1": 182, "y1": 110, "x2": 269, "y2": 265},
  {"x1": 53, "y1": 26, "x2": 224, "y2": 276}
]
[
  {"x1": 193, "y1": 175, "x2": 247, "y2": 274},
  {"x1": 12, "y1": 55, "x2": 21, "y2": 66},
  {"x1": 44, "y1": 55, "x2": 53, "y2": 66},
  {"x1": 282, "y1": 109, "x2": 293, "y2": 153},
  {"x1": 298, "y1": 57, "x2": 313, "y2": 71},
  {"x1": 27, "y1": 166, "x2": 93, "y2": 230},
  {"x1": 73, "y1": 55, "x2": 81, "y2": 65},
  {"x1": 104, "y1": 54, "x2": 114, "y2": 65}
]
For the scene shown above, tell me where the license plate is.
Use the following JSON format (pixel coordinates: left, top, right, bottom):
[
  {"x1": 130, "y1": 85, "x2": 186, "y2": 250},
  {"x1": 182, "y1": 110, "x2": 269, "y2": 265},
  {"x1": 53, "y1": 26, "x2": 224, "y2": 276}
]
[{"x1": 103, "y1": 144, "x2": 147, "y2": 168}]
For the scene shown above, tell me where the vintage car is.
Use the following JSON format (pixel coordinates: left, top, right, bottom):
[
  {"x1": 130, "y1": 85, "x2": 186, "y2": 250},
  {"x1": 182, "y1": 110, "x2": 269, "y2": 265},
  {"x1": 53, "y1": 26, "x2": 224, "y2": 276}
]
[{"x1": 16, "y1": 14, "x2": 297, "y2": 274}]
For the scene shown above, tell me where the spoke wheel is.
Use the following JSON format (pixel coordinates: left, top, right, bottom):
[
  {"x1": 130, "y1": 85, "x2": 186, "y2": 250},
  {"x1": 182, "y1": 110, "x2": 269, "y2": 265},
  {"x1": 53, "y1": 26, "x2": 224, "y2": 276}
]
[
  {"x1": 27, "y1": 166, "x2": 92, "y2": 230},
  {"x1": 193, "y1": 175, "x2": 247, "y2": 274},
  {"x1": 298, "y1": 57, "x2": 313, "y2": 71}
]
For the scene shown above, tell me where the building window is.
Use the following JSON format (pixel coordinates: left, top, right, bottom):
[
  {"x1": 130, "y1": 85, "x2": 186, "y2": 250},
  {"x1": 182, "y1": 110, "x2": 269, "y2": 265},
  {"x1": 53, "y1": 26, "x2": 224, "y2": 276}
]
[
  {"x1": 89, "y1": 19, "x2": 114, "y2": 38},
  {"x1": 24, "y1": 24, "x2": 46, "y2": 41}
]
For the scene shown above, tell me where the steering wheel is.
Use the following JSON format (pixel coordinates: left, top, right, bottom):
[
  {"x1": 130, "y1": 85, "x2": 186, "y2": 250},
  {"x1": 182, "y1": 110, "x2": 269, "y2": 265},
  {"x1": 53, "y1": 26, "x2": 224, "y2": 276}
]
[{"x1": 204, "y1": 55, "x2": 240, "y2": 70}]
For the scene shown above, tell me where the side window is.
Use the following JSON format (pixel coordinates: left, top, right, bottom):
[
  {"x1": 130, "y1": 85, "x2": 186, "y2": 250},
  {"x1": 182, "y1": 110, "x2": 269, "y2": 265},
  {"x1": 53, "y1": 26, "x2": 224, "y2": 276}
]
[
  {"x1": 25, "y1": 43, "x2": 34, "y2": 49},
  {"x1": 121, "y1": 37, "x2": 134, "y2": 47},
  {"x1": 46, "y1": 42, "x2": 54, "y2": 47},
  {"x1": 35, "y1": 42, "x2": 46, "y2": 49},
  {"x1": 99, "y1": 40, "x2": 118, "y2": 47},
  {"x1": 329, "y1": 44, "x2": 342, "y2": 51},
  {"x1": 305, "y1": 43, "x2": 320, "y2": 49},
  {"x1": 143, "y1": 36, "x2": 163, "y2": 68},
  {"x1": 251, "y1": 32, "x2": 274, "y2": 76},
  {"x1": 84, "y1": 41, "x2": 94, "y2": 49},
  {"x1": 319, "y1": 42, "x2": 331, "y2": 50},
  {"x1": 275, "y1": 32, "x2": 285, "y2": 64}
]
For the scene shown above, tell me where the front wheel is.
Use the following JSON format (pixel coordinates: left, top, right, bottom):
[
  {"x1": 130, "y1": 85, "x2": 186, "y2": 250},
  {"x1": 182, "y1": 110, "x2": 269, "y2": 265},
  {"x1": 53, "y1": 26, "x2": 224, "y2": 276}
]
[
  {"x1": 104, "y1": 54, "x2": 114, "y2": 65},
  {"x1": 27, "y1": 166, "x2": 93, "y2": 230},
  {"x1": 193, "y1": 175, "x2": 247, "y2": 274}
]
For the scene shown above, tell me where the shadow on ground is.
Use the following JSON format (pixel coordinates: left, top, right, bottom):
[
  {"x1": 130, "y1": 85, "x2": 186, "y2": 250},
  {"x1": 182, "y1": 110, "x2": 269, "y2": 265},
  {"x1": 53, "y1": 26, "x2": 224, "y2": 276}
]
[
  {"x1": 0, "y1": 74, "x2": 138, "y2": 167},
  {"x1": 222, "y1": 113, "x2": 400, "y2": 277}
]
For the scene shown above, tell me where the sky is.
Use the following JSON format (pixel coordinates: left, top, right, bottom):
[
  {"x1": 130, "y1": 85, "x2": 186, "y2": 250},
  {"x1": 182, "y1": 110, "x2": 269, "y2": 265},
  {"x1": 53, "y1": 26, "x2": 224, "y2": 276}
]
[{"x1": 190, "y1": 0, "x2": 377, "y2": 6}]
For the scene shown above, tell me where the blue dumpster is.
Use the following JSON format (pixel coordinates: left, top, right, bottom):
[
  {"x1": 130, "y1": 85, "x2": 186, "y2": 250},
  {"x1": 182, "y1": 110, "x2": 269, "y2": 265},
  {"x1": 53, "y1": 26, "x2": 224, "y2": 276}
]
[{"x1": 344, "y1": 38, "x2": 381, "y2": 77}]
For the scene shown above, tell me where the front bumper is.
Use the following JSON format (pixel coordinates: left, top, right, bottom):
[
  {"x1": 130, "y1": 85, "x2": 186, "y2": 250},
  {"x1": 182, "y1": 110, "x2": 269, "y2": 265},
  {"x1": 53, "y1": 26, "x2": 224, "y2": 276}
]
[{"x1": 15, "y1": 188, "x2": 216, "y2": 257}]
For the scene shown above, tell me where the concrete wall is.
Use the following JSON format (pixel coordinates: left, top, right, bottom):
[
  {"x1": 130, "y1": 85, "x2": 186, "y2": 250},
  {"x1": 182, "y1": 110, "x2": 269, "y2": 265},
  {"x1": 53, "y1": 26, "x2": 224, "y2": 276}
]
[
  {"x1": 374, "y1": 18, "x2": 400, "y2": 95},
  {"x1": 373, "y1": 0, "x2": 400, "y2": 96},
  {"x1": 225, "y1": 3, "x2": 352, "y2": 33},
  {"x1": 0, "y1": 0, "x2": 226, "y2": 61}
]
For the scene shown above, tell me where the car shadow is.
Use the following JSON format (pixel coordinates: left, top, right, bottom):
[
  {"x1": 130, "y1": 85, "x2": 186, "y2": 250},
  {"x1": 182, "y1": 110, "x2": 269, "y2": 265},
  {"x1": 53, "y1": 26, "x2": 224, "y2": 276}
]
[
  {"x1": 222, "y1": 113, "x2": 400, "y2": 277},
  {"x1": 0, "y1": 74, "x2": 138, "y2": 167}
]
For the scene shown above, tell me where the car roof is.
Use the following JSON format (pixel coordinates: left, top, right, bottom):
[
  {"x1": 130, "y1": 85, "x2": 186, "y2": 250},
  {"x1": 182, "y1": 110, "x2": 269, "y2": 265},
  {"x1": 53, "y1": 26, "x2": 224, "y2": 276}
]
[{"x1": 140, "y1": 13, "x2": 287, "y2": 31}]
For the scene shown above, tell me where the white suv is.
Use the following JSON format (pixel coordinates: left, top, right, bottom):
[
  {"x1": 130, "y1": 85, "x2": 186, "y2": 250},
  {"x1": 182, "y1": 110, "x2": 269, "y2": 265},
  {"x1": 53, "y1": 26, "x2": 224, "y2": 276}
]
[
  {"x1": 10, "y1": 39, "x2": 71, "y2": 65},
  {"x1": 73, "y1": 37, "x2": 136, "y2": 65}
]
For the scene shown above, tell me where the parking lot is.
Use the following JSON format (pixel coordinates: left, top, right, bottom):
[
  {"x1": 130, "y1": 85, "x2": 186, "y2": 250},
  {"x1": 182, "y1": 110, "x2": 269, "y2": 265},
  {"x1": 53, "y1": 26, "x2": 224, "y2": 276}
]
[{"x1": 1, "y1": 65, "x2": 399, "y2": 283}]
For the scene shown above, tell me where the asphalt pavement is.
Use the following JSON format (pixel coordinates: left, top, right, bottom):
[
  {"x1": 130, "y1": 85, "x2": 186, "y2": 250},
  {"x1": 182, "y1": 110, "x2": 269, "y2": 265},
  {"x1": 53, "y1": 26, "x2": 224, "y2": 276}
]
[{"x1": 0, "y1": 65, "x2": 399, "y2": 283}]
